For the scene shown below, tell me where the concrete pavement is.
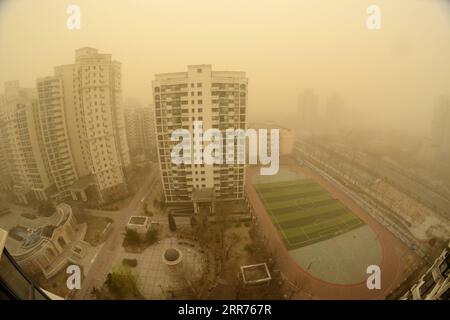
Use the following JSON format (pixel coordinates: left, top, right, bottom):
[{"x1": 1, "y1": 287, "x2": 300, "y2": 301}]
[{"x1": 73, "y1": 166, "x2": 161, "y2": 299}]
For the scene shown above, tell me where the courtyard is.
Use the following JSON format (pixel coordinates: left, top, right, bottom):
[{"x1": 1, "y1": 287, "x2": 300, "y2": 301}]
[{"x1": 112, "y1": 237, "x2": 214, "y2": 299}]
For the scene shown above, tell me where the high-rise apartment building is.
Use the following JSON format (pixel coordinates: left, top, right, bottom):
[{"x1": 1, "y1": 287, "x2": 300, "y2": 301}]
[
  {"x1": 36, "y1": 47, "x2": 130, "y2": 203},
  {"x1": 0, "y1": 81, "x2": 54, "y2": 204},
  {"x1": 36, "y1": 76, "x2": 78, "y2": 202},
  {"x1": 298, "y1": 88, "x2": 319, "y2": 132},
  {"x1": 152, "y1": 65, "x2": 247, "y2": 207},
  {"x1": 326, "y1": 93, "x2": 345, "y2": 131},
  {"x1": 124, "y1": 105, "x2": 157, "y2": 161}
]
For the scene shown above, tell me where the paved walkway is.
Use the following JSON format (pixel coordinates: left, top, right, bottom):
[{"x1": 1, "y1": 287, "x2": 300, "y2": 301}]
[
  {"x1": 113, "y1": 237, "x2": 207, "y2": 299},
  {"x1": 73, "y1": 164, "x2": 161, "y2": 299},
  {"x1": 289, "y1": 225, "x2": 382, "y2": 285}
]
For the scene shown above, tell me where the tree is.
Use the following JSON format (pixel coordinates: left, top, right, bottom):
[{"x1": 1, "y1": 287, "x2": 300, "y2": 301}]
[
  {"x1": 168, "y1": 213, "x2": 177, "y2": 232},
  {"x1": 104, "y1": 266, "x2": 139, "y2": 298},
  {"x1": 123, "y1": 228, "x2": 140, "y2": 246}
]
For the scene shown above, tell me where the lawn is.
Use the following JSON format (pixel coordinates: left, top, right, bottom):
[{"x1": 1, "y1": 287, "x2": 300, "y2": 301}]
[{"x1": 254, "y1": 179, "x2": 365, "y2": 250}]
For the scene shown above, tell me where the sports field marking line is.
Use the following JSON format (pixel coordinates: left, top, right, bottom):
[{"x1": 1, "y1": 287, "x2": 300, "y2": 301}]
[
  {"x1": 257, "y1": 184, "x2": 364, "y2": 250},
  {"x1": 258, "y1": 192, "x2": 295, "y2": 247},
  {"x1": 268, "y1": 204, "x2": 313, "y2": 244},
  {"x1": 299, "y1": 225, "x2": 310, "y2": 241},
  {"x1": 263, "y1": 190, "x2": 328, "y2": 202},
  {"x1": 266, "y1": 196, "x2": 333, "y2": 211},
  {"x1": 261, "y1": 199, "x2": 347, "y2": 248}
]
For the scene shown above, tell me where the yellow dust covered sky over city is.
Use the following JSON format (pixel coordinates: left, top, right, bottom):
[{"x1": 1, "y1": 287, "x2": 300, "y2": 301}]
[{"x1": 1, "y1": 0, "x2": 450, "y2": 133}]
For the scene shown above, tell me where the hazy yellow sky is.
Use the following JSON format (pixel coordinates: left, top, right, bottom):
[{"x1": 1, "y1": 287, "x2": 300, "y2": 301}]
[{"x1": 1, "y1": 0, "x2": 450, "y2": 134}]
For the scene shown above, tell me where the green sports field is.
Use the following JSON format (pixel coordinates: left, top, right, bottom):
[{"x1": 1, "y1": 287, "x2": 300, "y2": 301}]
[{"x1": 254, "y1": 179, "x2": 365, "y2": 250}]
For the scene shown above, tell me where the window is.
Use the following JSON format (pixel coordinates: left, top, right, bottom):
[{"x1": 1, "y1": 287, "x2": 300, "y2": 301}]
[
  {"x1": 197, "y1": 83, "x2": 202, "y2": 88},
  {"x1": 0, "y1": 250, "x2": 50, "y2": 300}
]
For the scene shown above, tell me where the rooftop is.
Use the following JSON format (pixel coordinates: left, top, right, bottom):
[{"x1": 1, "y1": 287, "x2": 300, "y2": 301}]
[
  {"x1": 192, "y1": 188, "x2": 215, "y2": 202},
  {"x1": 128, "y1": 216, "x2": 148, "y2": 226},
  {"x1": 240, "y1": 263, "x2": 272, "y2": 285}
]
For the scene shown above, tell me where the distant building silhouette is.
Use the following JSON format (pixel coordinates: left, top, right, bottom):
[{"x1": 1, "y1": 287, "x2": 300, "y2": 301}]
[
  {"x1": 124, "y1": 105, "x2": 157, "y2": 162},
  {"x1": 326, "y1": 93, "x2": 345, "y2": 131},
  {"x1": 298, "y1": 88, "x2": 319, "y2": 133}
]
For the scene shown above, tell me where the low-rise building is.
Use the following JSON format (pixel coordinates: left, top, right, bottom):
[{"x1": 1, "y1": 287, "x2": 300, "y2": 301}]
[
  {"x1": 6, "y1": 203, "x2": 89, "y2": 279},
  {"x1": 126, "y1": 216, "x2": 151, "y2": 237}
]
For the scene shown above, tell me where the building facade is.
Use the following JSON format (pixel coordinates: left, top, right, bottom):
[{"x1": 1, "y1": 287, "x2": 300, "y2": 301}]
[
  {"x1": 402, "y1": 242, "x2": 449, "y2": 300},
  {"x1": 298, "y1": 88, "x2": 319, "y2": 133},
  {"x1": 124, "y1": 105, "x2": 157, "y2": 161},
  {"x1": 326, "y1": 93, "x2": 345, "y2": 132},
  {"x1": 36, "y1": 77, "x2": 78, "y2": 202},
  {"x1": 0, "y1": 228, "x2": 61, "y2": 299},
  {"x1": 0, "y1": 81, "x2": 54, "y2": 204},
  {"x1": 152, "y1": 65, "x2": 247, "y2": 206},
  {"x1": 36, "y1": 47, "x2": 131, "y2": 203},
  {"x1": 251, "y1": 121, "x2": 294, "y2": 157},
  {"x1": 7, "y1": 203, "x2": 87, "y2": 280}
]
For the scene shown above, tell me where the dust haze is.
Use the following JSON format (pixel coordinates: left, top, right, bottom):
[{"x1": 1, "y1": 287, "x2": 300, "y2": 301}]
[{"x1": 0, "y1": 0, "x2": 450, "y2": 134}]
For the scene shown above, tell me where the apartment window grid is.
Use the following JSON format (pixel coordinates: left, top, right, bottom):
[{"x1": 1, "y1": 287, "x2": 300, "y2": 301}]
[{"x1": 153, "y1": 69, "x2": 247, "y2": 203}]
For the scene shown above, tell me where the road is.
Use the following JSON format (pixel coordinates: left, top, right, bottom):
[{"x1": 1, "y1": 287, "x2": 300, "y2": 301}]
[
  {"x1": 300, "y1": 141, "x2": 450, "y2": 220},
  {"x1": 73, "y1": 165, "x2": 161, "y2": 299}
]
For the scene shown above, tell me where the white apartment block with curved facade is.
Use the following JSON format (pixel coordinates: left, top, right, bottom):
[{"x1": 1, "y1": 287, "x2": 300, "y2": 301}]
[
  {"x1": 152, "y1": 65, "x2": 247, "y2": 206},
  {"x1": 37, "y1": 48, "x2": 130, "y2": 203}
]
